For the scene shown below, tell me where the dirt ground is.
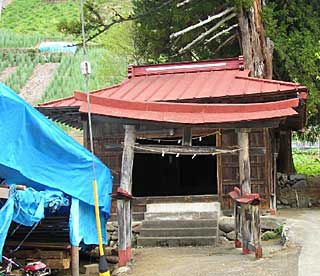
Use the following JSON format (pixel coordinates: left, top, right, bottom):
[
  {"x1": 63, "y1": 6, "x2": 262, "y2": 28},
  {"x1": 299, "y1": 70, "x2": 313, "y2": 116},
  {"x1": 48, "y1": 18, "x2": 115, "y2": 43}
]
[
  {"x1": 128, "y1": 209, "x2": 320, "y2": 276},
  {"x1": 130, "y1": 241, "x2": 300, "y2": 276}
]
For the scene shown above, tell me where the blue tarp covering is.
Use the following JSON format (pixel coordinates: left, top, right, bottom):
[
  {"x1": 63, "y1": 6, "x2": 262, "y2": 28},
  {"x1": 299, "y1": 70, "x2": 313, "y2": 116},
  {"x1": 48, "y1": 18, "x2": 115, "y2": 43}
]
[
  {"x1": 38, "y1": 42, "x2": 77, "y2": 54},
  {"x1": 0, "y1": 83, "x2": 113, "y2": 251},
  {"x1": 0, "y1": 185, "x2": 69, "y2": 259}
]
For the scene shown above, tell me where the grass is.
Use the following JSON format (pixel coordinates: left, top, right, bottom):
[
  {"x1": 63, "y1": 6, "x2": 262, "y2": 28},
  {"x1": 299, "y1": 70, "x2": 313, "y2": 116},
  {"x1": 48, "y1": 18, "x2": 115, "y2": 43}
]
[
  {"x1": 0, "y1": 0, "x2": 78, "y2": 36},
  {"x1": 0, "y1": 29, "x2": 45, "y2": 48},
  {"x1": 293, "y1": 150, "x2": 320, "y2": 176},
  {"x1": 40, "y1": 48, "x2": 127, "y2": 104}
]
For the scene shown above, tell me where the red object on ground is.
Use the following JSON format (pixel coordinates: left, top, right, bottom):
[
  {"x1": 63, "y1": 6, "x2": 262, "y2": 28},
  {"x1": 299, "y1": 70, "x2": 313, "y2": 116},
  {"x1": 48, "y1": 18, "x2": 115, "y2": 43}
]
[
  {"x1": 255, "y1": 247, "x2": 263, "y2": 259},
  {"x1": 235, "y1": 239, "x2": 242, "y2": 248},
  {"x1": 24, "y1": 262, "x2": 47, "y2": 272}
]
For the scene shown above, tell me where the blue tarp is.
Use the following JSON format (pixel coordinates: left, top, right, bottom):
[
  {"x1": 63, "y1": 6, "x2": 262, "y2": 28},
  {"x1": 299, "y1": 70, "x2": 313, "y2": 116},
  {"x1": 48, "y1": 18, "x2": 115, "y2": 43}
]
[
  {"x1": 0, "y1": 185, "x2": 69, "y2": 259},
  {"x1": 38, "y1": 42, "x2": 77, "y2": 54},
  {"x1": 0, "y1": 82, "x2": 112, "y2": 212},
  {"x1": 0, "y1": 83, "x2": 113, "y2": 249}
]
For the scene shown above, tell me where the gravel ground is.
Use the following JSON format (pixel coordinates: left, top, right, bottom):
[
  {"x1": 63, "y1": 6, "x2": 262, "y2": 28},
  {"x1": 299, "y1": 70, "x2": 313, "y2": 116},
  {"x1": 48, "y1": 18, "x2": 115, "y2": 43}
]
[
  {"x1": 130, "y1": 240, "x2": 300, "y2": 276},
  {"x1": 277, "y1": 209, "x2": 320, "y2": 276}
]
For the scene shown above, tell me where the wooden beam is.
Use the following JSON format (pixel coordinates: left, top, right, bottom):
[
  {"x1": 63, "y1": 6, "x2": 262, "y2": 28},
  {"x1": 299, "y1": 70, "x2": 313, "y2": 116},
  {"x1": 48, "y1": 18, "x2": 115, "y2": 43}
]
[
  {"x1": 118, "y1": 125, "x2": 136, "y2": 267},
  {"x1": 182, "y1": 127, "x2": 192, "y2": 146},
  {"x1": 237, "y1": 128, "x2": 251, "y2": 194},
  {"x1": 133, "y1": 144, "x2": 234, "y2": 155},
  {"x1": 93, "y1": 114, "x2": 281, "y2": 129},
  {"x1": 0, "y1": 187, "x2": 9, "y2": 199}
]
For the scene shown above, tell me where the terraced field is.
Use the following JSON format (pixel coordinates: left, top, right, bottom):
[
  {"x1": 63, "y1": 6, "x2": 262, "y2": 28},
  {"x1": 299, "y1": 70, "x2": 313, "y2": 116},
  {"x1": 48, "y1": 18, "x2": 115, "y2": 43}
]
[{"x1": 0, "y1": 0, "x2": 132, "y2": 106}]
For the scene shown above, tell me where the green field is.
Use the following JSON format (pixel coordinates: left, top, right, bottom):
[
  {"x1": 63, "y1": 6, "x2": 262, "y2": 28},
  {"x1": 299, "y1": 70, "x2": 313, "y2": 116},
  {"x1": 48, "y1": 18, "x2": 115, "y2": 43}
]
[
  {"x1": 0, "y1": 0, "x2": 132, "y2": 104},
  {"x1": 0, "y1": 0, "x2": 78, "y2": 36},
  {"x1": 293, "y1": 150, "x2": 320, "y2": 176}
]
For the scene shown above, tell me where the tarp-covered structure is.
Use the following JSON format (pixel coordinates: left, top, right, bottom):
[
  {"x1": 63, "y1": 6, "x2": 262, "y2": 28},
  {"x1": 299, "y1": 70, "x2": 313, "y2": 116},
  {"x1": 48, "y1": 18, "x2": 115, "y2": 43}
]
[{"x1": 0, "y1": 83, "x2": 113, "y2": 258}]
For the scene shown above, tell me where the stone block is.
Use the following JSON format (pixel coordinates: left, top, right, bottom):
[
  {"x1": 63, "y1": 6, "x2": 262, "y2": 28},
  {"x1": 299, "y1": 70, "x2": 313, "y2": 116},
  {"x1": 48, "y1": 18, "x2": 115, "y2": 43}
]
[{"x1": 219, "y1": 216, "x2": 234, "y2": 233}]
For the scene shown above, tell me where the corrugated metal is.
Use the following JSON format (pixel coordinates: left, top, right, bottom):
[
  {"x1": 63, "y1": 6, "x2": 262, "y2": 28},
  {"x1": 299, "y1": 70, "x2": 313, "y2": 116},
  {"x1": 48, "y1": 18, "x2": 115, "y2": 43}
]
[
  {"x1": 78, "y1": 95, "x2": 299, "y2": 124},
  {"x1": 39, "y1": 56, "x2": 307, "y2": 108}
]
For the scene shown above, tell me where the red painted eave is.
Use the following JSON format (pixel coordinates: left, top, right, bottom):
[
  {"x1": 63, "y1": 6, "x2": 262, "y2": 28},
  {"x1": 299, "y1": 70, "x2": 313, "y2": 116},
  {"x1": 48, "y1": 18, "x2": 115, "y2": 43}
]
[{"x1": 79, "y1": 95, "x2": 299, "y2": 124}]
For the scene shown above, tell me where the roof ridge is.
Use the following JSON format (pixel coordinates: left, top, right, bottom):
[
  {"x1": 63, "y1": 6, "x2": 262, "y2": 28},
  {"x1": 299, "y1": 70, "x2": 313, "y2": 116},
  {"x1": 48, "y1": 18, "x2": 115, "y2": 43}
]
[
  {"x1": 129, "y1": 56, "x2": 244, "y2": 77},
  {"x1": 235, "y1": 75, "x2": 307, "y2": 89}
]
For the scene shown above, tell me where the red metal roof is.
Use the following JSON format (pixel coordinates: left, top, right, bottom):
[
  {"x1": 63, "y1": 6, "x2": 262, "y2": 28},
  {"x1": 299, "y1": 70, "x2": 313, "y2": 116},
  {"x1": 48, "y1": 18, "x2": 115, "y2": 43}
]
[
  {"x1": 39, "y1": 56, "x2": 307, "y2": 108},
  {"x1": 78, "y1": 95, "x2": 299, "y2": 125}
]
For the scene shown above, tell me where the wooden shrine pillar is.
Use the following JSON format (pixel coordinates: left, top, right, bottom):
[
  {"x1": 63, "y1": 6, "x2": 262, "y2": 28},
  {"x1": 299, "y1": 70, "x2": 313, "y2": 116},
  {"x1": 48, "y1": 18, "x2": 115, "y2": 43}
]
[
  {"x1": 118, "y1": 125, "x2": 136, "y2": 267},
  {"x1": 237, "y1": 128, "x2": 251, "y2": 254},
  {"x1": 237, "y1": 128, "x2": 251, "y2": 194}
]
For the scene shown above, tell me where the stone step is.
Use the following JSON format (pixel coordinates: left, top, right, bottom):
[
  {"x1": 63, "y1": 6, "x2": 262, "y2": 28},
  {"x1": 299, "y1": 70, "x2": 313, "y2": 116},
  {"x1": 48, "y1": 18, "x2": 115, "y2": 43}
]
[
  {"x1": 144, "y1": 211, "x2": 218, "y2": 221},
  {"x1": 146, "y1": 202, "x2": 220, "y2": 213},
  {"x1": 141, "y1": 219, "x2": 218, "y2": 229},
  {"x1": 140, "y1": 227, "x2": 217, "y2": 237},
  {"x1": 137, "y1": 236, "x2": 217, "y2": 247}
]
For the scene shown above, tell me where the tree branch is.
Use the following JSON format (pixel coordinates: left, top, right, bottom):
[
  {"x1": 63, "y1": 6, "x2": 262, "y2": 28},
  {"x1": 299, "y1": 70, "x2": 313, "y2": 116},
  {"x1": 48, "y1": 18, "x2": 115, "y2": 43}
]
[
  {"x1": 178, "y1": 12, "x2": 237, "y2": 54},
  {"x1": 170, "y1": 7, "x2": 234, "y2": 39},
  {"x1": 177, "y1": 0, "x2": 192, "y2": 7},
  {"x1": 211, "y1": 34, "x2": 237, "y2": 56},
  {"x1": 204, "y1": 24, "x2": 238, "y2": 44},
  {"x1": 75, "y1": 0, "x2": 176, "y2": 46}
]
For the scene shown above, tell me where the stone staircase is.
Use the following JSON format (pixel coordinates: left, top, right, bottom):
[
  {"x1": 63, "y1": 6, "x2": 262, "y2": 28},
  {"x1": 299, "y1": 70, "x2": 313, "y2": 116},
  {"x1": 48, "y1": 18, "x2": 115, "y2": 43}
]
[{"x1": 137, "y1": 202, "x2": 220, "y2": 247}]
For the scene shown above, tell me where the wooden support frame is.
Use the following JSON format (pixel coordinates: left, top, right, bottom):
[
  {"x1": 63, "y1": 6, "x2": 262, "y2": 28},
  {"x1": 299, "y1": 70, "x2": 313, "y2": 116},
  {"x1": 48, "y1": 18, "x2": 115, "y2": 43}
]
[{"x1": 117, "y1": 125, "x2": 136, "y2": 267}]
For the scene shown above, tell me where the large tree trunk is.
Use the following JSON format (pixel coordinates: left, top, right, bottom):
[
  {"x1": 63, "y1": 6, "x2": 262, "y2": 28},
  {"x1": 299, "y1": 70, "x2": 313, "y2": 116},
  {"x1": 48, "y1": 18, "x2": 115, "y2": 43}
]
[
  {"x1": 277, "y1": 131, "x2": 296, "y2": 174},
  {"x1": 237, "y1": 0, "x2": 295, "y2": 173},
  {"x1": 237, "y1": 0, "x2": 273, "y2": 79}
]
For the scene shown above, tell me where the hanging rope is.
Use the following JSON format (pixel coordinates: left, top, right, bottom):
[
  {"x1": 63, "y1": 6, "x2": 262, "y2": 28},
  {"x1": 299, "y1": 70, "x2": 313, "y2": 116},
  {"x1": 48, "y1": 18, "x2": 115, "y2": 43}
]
[{"x1": 137, "y1": 130, "x2": 221, "y2": 143}]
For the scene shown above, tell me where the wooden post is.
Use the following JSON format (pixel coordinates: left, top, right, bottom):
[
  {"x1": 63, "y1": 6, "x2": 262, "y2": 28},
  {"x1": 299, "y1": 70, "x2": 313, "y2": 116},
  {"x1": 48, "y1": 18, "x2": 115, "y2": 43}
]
[
  {"x1": 251, "y1": 205, "x2": 262, "y2": 259},
  {"x1": 237, "y1": 128, "x2": 251, "y2": 194},
  {"x1": 71, "y1": 246, "x2": 79, "y2": 276},
  {"x1": 117, "y1": 200, "x2": 126, "y2": 267},
  {"x1": 182, "y1": 127, "x2": 192, "y2": 146},
  {"x1": 237, "y1": 128, "x2": 251, "y2": 254},
  {"x1": 118, "y1": 125, "x2": 136, "y2": 267}
]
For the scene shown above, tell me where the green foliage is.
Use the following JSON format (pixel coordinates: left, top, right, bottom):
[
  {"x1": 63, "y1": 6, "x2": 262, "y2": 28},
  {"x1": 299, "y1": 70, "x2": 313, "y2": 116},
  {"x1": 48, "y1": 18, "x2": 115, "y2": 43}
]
[
  {"x1": 0, "y1": 0, "x2": 78, "y2": 36},
  {"x1": 263, "y1": 0, "x2": 320, "y2": 127},
  {"x1": 262, "y1": 225, "x2": 283, "y2": 241},
  {"x1": 293, "y1": 150, "x2": 320, "y2": 176},
  {"x1": 132, "y1": 0, "x2": 239, "y2": 63}
]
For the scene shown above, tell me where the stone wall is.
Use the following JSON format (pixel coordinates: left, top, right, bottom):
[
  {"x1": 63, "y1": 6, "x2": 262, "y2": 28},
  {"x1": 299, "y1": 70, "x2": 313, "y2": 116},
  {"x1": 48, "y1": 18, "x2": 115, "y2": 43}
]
[
  {"x1": 218, "y1": 215, "x2": 286, "y2": 242},
  {"x1": 277, "y1": 173, "x2": 320, "y2": 208}
]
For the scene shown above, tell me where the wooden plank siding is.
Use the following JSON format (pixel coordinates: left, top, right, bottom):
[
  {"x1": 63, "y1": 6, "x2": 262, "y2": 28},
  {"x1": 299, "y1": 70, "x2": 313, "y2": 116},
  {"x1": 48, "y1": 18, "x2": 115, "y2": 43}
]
[{"x1": 217, "y1": 129, "x2": 272, "y2": 210}]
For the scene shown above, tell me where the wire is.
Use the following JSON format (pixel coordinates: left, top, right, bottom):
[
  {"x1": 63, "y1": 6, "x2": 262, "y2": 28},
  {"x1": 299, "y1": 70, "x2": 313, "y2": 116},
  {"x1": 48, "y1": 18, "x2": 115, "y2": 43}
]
[{"x1": 80, "y1": 0, "x2": 97, "y2": 179}]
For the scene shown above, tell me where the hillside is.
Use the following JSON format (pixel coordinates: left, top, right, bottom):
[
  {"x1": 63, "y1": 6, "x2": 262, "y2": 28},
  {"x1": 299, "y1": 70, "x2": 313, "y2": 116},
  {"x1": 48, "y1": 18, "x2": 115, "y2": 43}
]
[{"x1": 0, "y1": 0, "x2": 132, "y2": 107}]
